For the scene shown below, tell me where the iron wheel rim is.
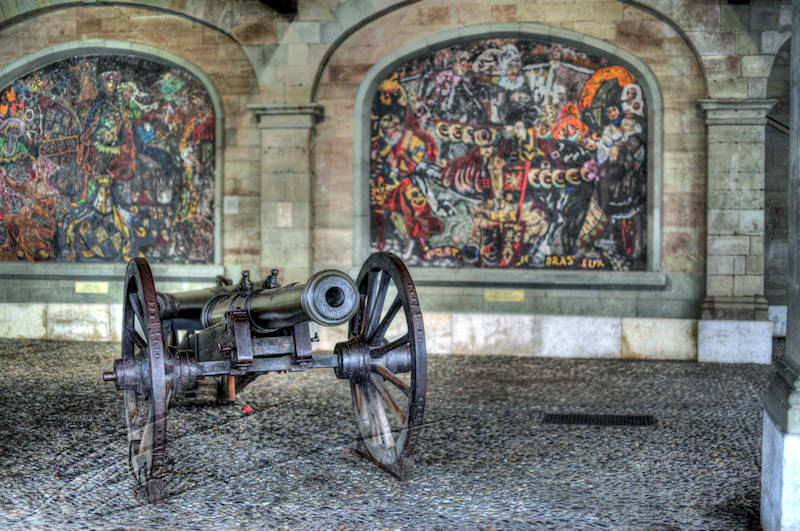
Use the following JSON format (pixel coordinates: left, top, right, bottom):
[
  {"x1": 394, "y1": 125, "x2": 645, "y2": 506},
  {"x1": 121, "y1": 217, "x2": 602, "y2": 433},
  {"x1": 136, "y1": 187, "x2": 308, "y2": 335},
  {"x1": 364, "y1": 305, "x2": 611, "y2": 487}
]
[
  {"x1": 349, "y1": 252, "x2": 427, "y2": 466},
  {"x1": 121, "y1": 257, "x2": 169, "y2": 502}
]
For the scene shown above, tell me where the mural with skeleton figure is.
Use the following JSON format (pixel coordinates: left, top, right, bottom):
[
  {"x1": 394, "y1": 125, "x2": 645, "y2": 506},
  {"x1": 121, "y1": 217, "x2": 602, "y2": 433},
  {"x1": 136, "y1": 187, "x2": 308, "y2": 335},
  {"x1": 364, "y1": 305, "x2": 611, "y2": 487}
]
[
  {"x1": 369, "y1": 38, "x2": 647, "y2": 270},
  {"x1": 0, "y1": 55, "x2": 215, "y2": 263}
]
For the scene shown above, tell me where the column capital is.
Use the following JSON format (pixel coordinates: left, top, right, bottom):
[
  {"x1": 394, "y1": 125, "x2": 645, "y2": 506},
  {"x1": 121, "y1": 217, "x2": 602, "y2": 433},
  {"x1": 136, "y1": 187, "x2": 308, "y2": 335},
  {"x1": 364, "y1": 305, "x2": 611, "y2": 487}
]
[
  {"x1": 697, "y1": 98, "x2": 776, "y2": 125},
  {"x1": 247, "y1": 104, "x2": 324, "y2": 129}
]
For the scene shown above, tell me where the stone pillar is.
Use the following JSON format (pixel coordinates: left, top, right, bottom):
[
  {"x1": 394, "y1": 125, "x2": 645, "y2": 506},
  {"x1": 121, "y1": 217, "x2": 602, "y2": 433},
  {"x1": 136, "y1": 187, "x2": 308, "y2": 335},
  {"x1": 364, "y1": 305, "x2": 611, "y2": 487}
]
[
  {"x1": 248, "y1": 104, "x2": 323, "y2": 283},
  {"x1": 762, "y1": 2, "x2": 800, "y2": 528},
  {"x1": 696, "y1": 98, "x2": 775, "y2": 364}
]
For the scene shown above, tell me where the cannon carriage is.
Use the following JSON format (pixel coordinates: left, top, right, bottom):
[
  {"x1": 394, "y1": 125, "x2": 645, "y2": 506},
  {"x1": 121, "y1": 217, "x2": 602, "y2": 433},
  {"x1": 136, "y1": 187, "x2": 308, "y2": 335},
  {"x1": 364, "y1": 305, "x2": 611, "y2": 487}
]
[{"x1": 103, "y1": 252, "x2": 427, "y2": 503}]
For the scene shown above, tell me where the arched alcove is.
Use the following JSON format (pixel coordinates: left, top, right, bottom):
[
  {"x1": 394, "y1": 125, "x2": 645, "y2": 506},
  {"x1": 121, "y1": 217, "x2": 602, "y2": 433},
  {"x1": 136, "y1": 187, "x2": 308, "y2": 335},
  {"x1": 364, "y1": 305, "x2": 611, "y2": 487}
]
[
  {"x1": 0, "y1": 41, "x2": 224, "y2": 264},
  {"x1": 353, "y1": 24, "x2": 663, "y2": 279}
]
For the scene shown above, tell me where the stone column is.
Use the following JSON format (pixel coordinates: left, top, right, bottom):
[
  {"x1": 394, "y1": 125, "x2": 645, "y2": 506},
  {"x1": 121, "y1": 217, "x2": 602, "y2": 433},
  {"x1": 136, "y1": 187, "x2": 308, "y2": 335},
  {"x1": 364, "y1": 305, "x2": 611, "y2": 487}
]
[
  {"x1": 696, "y1": 98, "x2": 775, "y2": 364},
  {"x1": 248, "y1": 104, "x2": 323, "y2": 283},
  {"x1": 762, "y1": 2, "x2": 800, "y2": 528}
]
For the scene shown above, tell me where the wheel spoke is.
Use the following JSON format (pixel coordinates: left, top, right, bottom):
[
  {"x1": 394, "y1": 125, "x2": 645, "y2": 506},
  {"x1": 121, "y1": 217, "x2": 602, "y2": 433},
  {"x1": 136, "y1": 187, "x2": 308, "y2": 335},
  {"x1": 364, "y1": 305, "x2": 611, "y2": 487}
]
[
  {"x1": 372, "y1": 364, "x2": 410, "y2": 396},
  {"x1": 129, "y1": 292, "x2": 145, "y2": 328},
  {"x1": 124, "y1": 391, "x2": 141, "y2": 440},
  {"x1": 363, "y1": 387, "x2": 381, "y2": 444},
  {"x1": 354, "y1": 384, "x2": 369, "y2": 424},
  {"x1": 371, "y1": 333, "x2": 410, "y2": 359},
  {"x1": 367, "y1": 295, "x2": 402, "y2": 345},
  {"x1": 136, "y1": 400, "x2": 154, "y2": 473},
  {"x1": 354, "y1": 294, "x2": 366, "y2": 336},
  {"x1": 127, "y1": 327, "x2": 148, "y2": 350},
  {"x1": 369, "y1": 374, "x2": 406, "y2": 425},
  {"x1": 132, "y1": 396, "x2": 148, "y2": 428},
  {"x1": 360, "y1": 271, "x2": 381, "y2": 336},
  {"x1": 129, "y1": 293, "x2": 149, "y2": 344},
  {"x1": 366, "y1": 384, "x2": 394, "y2": 449},
  {"x1": 364, "y1": 273, "x2": 391, "y2": 341}
]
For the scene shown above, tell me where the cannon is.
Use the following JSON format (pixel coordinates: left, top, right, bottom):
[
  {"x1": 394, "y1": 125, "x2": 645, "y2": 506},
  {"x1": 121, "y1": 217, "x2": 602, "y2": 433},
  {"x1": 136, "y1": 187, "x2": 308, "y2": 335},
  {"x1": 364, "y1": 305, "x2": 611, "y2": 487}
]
[{"x1": 103, "y1": 252, "x2": 426, "y2": 503}]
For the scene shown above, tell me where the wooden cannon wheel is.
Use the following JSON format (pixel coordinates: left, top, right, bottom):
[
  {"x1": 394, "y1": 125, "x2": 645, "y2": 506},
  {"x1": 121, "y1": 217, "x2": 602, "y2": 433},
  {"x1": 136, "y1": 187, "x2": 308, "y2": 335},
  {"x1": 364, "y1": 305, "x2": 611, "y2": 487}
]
[
  {"x1": 121, "y1": 257, "x2": 169, "y2": 503},
  {"x1": 348, "y1": 252, "x2": 427, "y2": 478}
]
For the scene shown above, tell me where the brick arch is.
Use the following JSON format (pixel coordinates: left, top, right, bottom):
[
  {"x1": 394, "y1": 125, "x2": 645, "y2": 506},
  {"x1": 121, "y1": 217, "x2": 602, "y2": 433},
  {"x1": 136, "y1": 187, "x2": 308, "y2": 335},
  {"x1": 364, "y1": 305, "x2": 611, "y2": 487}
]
[
  {"x1": 617, "y1": 0, "x2": 709, "y2": 80},
  {"x1": 0, "y1": 0, "x2": 423, "y2": 99},
  {"x1": 623, "y1": 0, "x2": 792, "y2": 99},
  {"x1": 0, "y1": 1, "x2": 273, "y2": 85},
  {"x1": 0, "y1": 1, "x2": 241, "y2": 41},
  {"x1": 0, "y1": 40, "x2": 225, "y2": 120},
  {"x1": 309, "y1": 0, "x2": 422, "y2": 101},
  {"x1": 0, "y1": 5, "x2": 258, "y2": 106}
]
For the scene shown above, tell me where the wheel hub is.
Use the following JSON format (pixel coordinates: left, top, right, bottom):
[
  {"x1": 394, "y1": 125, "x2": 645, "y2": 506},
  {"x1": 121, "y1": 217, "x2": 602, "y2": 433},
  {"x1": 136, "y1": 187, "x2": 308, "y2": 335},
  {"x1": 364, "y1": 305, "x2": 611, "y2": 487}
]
[
  {"x1": 333, "y1": 336, "x2": 371, "y2": 383},
  {"x1": 104, "y1": 350, "x2": 197, "y2": 395},
  {"x1": 104, "y1": 355, "x2": 149, "y2": 393}
]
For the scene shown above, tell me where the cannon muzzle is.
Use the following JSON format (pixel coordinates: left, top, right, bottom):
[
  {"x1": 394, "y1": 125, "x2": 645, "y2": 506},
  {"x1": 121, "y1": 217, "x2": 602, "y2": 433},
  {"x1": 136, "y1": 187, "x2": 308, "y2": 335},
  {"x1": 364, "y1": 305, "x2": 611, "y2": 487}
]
[
  {"x1": 160, "y1": 269, "x2": 359, "y2": 333},
  {"x1": 217, "y1": 269, "x2": 359, "y2": 331}
]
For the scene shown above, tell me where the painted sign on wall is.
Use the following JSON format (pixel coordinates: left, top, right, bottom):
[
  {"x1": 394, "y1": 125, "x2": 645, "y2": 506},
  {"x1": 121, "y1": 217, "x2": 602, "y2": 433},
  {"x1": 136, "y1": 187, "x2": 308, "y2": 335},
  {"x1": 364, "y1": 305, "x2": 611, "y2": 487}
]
[
  {"x1": 0, "y1": 55, "x2": 215, "y2": 263},
  {"x1": 369, "y1": 39, "x2": 648, "y2": 270}
]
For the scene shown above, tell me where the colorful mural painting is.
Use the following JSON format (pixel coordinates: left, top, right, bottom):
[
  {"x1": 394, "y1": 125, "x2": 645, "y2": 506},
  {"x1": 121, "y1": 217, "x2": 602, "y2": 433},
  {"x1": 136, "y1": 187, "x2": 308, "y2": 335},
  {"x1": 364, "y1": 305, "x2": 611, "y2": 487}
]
[
  {"x1": 0, "y1": 55, "x2": 215, "y2": 263},
  {"x1": 369, "y1": 39, "x2": 648, "y2": 270}
]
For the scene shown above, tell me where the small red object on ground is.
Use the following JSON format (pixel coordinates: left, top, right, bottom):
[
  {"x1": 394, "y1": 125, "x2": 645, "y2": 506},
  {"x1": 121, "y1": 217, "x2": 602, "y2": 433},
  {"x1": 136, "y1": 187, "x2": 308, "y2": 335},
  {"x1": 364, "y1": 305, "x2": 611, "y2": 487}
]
[{"x1": 243, "y1": 406, "x2": 253, "y2": 414}]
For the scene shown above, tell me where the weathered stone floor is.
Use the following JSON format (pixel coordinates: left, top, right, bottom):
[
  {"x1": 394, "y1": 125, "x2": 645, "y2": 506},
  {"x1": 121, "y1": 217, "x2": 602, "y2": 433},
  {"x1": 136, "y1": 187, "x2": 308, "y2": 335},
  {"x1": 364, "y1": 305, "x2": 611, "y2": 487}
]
[{"x1": 0, "y1": 338, "x2": 771, "y2": 529}]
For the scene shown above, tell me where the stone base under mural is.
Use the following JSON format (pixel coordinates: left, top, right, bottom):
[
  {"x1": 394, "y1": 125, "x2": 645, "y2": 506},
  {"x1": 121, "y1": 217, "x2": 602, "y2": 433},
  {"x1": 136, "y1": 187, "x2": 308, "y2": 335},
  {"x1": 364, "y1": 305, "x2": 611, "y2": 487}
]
[
  {"x1": 0, "y1": 303, "x2": 772, "y2": 363},
  {"x1": 697, "y1": 319, "x2": 773, "y2": 364},
  {"x1": 0, "y1": 303, "x2": 774, "y2": 363},
  {"x1": 0, "y1": 303, "x2": 124, "y2": 342},
  {"x1": 328, "y1": 314, "x2": 773, "y2": 363}
]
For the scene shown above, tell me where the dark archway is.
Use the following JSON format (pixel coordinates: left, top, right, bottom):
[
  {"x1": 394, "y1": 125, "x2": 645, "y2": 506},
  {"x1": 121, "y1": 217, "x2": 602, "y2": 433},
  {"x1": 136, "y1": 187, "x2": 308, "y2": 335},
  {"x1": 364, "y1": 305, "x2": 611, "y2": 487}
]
[{"x1": 765, "y1": 37, "x2": 792, "y2": 307}]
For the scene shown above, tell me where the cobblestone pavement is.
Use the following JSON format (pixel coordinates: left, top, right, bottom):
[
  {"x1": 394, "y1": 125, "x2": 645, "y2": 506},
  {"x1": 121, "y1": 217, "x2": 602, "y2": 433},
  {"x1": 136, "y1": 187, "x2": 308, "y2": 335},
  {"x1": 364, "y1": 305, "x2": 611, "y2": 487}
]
[{"x1": 0, "y1": 338, "x2": 773, "y2": 530}]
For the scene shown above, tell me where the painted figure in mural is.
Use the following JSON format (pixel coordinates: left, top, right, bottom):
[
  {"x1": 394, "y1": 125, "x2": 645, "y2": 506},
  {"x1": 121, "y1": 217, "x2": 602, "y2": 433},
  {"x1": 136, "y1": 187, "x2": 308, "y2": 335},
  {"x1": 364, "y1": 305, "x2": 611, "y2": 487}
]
[
  {"x1": 371, "y1": 75, "x2": 444, "y2": 257},
  {"x1": 439, "y1": 134, "x2": 506, "y2": 199},
  {"x1": 418, "y1": 50, "x2": 485, "y2": 126},
  {"x1": 62, "y1": 69, "x2": 150, "y2": 261},
  {"x1": 0, "y1": 55, "x2": 216, "y2": 263},
  {"x1": 370, "y1": 38, "x2": 648, "y2": 271},
  {"x1": 0, "y1": 118, "x2": 56, "y2": 261}
]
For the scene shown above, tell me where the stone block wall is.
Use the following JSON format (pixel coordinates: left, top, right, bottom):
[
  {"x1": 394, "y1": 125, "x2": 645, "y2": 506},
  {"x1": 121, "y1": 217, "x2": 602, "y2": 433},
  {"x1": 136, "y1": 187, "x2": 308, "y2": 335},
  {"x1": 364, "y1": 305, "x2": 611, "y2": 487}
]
[
  {"x1": 315, "y1": 0, "x2": 708, "y2": 318},
  {"x1": 0, "y1": 0, "x2": 790, "y2": 360},
  {"x1": 699, "y1": 99, "x2": 774, "y2": 320},
  {"x1": 250, "y1": 105, "x2": 323, "y2": 282}
]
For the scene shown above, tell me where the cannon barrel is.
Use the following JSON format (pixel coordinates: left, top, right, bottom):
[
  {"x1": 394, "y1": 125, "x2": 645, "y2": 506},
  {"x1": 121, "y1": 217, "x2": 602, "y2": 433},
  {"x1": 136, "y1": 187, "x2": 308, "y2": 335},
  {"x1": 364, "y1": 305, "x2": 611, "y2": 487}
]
[
  {"x1": 158, "y1": 285, "x2": 235, "y2": 319},
  {"x1": 158, "y1": 269, "x2": 359, "y2": 332}
]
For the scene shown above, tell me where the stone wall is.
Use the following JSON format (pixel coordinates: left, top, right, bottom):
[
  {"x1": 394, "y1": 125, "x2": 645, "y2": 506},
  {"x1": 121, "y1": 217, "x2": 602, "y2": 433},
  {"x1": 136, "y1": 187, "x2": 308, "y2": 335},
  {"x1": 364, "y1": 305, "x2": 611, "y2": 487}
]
[
  {"x1": 0, "y1": 0, "x2": 789, "y2": 360},
  {"x1": 315, "y1": 0, "x2": 707, "y2": 319}
]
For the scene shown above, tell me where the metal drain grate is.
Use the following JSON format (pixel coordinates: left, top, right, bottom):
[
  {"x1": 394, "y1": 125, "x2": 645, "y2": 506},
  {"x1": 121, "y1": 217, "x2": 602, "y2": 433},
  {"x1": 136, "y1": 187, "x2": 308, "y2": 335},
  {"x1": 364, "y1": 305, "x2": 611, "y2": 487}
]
[{"x1": 542, "y1": 413, "x2": 655, "y2": 426}]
